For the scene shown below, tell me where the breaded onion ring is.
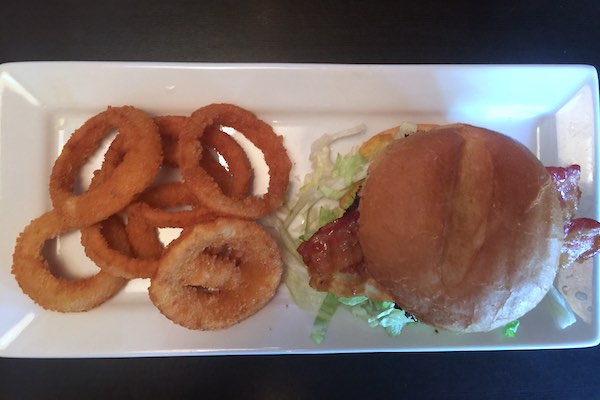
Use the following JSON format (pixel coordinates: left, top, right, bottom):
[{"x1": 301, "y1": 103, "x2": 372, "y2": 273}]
[
  {"x1": 12, "y1": 211, "x2": 128, "y2": 312},
  {"x1": 180, "y1": 252, "x2": 242, "y2": 291},
  {"x1": 154, "y1": 115, "x2": 186, "y2": 168},
  {"x1": 80, "y1": 214, "x2": 160, "y2": 279},
  {"x1": 155, "y1": 114, "x2": 253, "y2": 196},
  {"x1": 178, "y1": 103, "x2": 291, "y2": 219},
  {"x1": 201, "y1": 125, "x2": 254, "y2": 197},
  {"x1": 49, "y1": 106, "x2": 163, "y2": 227},
  {"x1": 149, "y1": 218, "x2": 283, "y2": 330},
  {"x1": 126, "y1": 115, "x2": 253, "y2": 228},
  {"x1": 80, "y1": 113, "x2": 254, "y2": 277},
  {"x1": 80, "y1": 128, "x2": 252, "y2": 277},
  {"x1": 125, "y1": 212, "x2": 164, "y2": 259},
  {"x1": 126, "y1": 182, "x2": 215, "y2": 228}
]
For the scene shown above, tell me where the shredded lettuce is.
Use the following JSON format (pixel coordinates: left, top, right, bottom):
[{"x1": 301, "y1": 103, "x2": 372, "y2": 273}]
[
  {"x1": 310, "y1": 293, "x2": 340, "y2": 344},
  {"x1": 543, "y1": 286, "x2": 577, "y2": 329},
  {"x1": 318, "y1": 152, "x2": 367, "y2": 200},
  {"x1": 312, "y1": 294, "x2": 416, "y2": 343},
  {"x1": 503, "y1": 320, "x2": 520, "y2": 337},
  {"x1": 332, "y1": 153, "x2": 366, "y2": 186},
  {"x1": 342, "y1": 296, "x2": 416, "y2": 336},
  {"x1": 265, "y1": 123, "x2": 423, "y2": 343},
  {"x1": 263, "y1": 125, "x2": 369, "y2": 316}
]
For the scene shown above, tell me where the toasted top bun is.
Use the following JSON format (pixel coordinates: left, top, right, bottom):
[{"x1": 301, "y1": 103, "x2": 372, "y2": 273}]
[{"x1": 358, "y1": 124, "x2": 564, "y2": 333}]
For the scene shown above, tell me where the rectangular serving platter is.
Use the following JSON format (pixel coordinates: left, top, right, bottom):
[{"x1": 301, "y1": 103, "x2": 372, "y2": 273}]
[{"x1": 0, "y1": 62, "x2": 598, "y2": 357}]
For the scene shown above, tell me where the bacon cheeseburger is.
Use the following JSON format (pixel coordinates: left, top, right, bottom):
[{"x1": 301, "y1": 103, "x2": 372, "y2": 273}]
[{"x1": 298, "y1": 123, "x2": 599, "y2": 333}]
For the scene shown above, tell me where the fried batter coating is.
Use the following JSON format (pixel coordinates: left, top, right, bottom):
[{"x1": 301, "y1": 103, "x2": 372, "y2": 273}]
[
  {"x1": 49, "y1": 106, "x2": 163, "y2": 227},
  {"x1": 179, "y1": 103, "x2": 291, "y2": 219},
  {"x1": 12, "y1": 211, "x2": 128, "y2": 312},
  {"x1": 149, "y1": 218, "x2": 282, "y2": 330}
]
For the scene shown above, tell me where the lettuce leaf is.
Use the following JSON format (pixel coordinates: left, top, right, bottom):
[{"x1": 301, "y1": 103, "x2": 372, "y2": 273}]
[
  {"x1": 332, "y1": 152, "x2": 366, "y2": 186},
  {"x1": 503, "y1": 320, "x2": 520, "y2": 337},
  {"x1": 268, "y1": 123, "x2": 419, "y2": 343},
  {"x1": 311, "y1": 294, "x2": 416, "y2": 343},
  {"x1": 542, "y1": 286, "x2": 577, "y2": 329},
  {"x1": 310, "y1": 293, "x2": 340, "y2": 344}
]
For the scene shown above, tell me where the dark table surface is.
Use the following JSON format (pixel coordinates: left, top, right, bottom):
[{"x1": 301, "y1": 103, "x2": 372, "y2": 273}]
[{"x1": 1, "y1": 1, "x2": 599, "y2": 399}]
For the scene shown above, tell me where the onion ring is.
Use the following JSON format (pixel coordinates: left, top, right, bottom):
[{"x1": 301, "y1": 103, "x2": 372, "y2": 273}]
[
  {"x1": 80, "y1": 112, "x2": 255, "y2": 275},
  {"x1": 126, "y1": 118, "x2": 254, "y2": 228},
  {"x1": 125, "y1": 212, "x2": 164, "y2": 259},
  {"x1": 154, "y1": 115, "x2": 186, "y2": 168},
  {"x1": 49, "y1": 106, "x2": 163, "y2": 227},
  {"x1": 149, "y1": 218, "x2": 283, "y2": 330},
  {"x1": 155, "y1": 115, "x2": 253, "y2": 196},
  {"x1": 80, "y1": 214, "x2": 160, "y2": 279},
  {"x1": 179, "y1": 252, "x2": 242, "y2": 291},
  {"x1": 201, "y1": 125, "x2": 254, "y2": 197},
  {"x1": 126, "y1": 182, "x2": 215, "y2": 228},
  {"x1": 12, "y1": 211, "x2": 128, "y2": 312},
  {"x1": 178, "y1": 103, "x2": 291, "y2": 219}
]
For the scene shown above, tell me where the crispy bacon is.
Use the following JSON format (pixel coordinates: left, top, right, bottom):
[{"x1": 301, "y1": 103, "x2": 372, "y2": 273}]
[
  {"x1": 298, "y1": 164, "x2": 599, "y2": 298},
  {"x1": 546, "y1": 165, "x2": 581, "y2": 225},
  {"x1": 297, "y1": 211, "x2": 364, "y2": 288},
  {"x1": 296, "y1": 210, "x2": 392, "y2": 300},
  {"x1": 561, "y1": 218, "x2": 600, "y2": 268},
  {"x1": 545, "y1": 164, "x2": 600, "y2": 267}
]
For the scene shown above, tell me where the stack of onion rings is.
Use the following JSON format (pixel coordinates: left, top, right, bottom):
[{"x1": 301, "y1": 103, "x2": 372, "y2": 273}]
[
  {"x1": 12, "y1": 103, "x2": 290, "y2": 330},
  {"x1": 13, "y1": 106, "x2": 158, "y2": 312}
]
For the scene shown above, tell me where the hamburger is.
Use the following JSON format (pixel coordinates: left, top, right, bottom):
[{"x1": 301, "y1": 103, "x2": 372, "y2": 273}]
[{"x1": 294, "y1": 123, "x2": 599, "y2": 335}]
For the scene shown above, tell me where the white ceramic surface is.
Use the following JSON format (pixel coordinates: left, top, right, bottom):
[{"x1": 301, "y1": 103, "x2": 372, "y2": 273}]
[{"x1": 0, "y1": 62, "x2": 598, "y2": 357}]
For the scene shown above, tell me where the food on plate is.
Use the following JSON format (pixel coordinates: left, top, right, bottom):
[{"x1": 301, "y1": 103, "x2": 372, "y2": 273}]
[
  {"x1": 200, "y1": 123, "x2": 254, "y2": 197},
  {"x1": 125, "y1": 211, "x2": 164, "y2": 260},
  {"x1": 12, "y1": 106, "x2": 161, "y2": 311},
  {"x1": 180, "y1": 250, "x2": 242, "y2": 290},
  {"x1": 123, "y1": 117, "x2": 253, "y2": 229},
  {"x1": 154, "y1": 115, "x2": 186, "y2": 168},
  {"x1": 125, "y1": 182, "x2": 214, "y2": 229},
  {"x1": 155, "y1": 114, "x2": 253, "y2": 196},
  {"x1": 80, "y1": 111, "x2": 259, "y2": 279},
  {"x1": 12, "y1": 103, "x2": 288, "y2": 330},
  {"x1": 48, "y1": 106, "x2": 163, "y2": 228},
  {"x1": 179, "y1": 103, "x2": 292, "y2": 219},
  {"x1": 276, "y1": 122, "x2": 599, "y2": 340},
  {"x1": 149, "y1": 218, "x2": 282, "y2": 330},
  {"x1": 357, "y1": 123, "x2": 563, "y2": 333},
  {"x1": 12, "y1": 211, "x2": 128, "y2": 312},
  {"x1": 81, "y1": 213, "x2": 161, "y2": 279}
]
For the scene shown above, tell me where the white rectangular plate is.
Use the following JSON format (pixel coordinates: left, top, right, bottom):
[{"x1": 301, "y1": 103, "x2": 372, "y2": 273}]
[{"x1": 0, "y1": 62, "x2": 598, "y2": 357}]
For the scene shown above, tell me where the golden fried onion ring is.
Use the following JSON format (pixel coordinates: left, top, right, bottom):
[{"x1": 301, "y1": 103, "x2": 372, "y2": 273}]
[
  {"x1": 201, "y1": 125, "x2": 254, "y2": 198},
  {"x1": 154, "y1": 115, "x2": 186, "y2": 168},
  {"x1": 127, "y1": 116, "x2": 254, "y2": 228},
  {"x1": 179, "y1": 103, "x2": 291, "y2": 219},
  {"x1": 80, "y1": 113, "x2": 256, "y2": 277},
  {"x1": 49, "y1": 106, "x2": 163, "y2": 227},
  {"x1": 12, "y1": 211, "x2": 128, "y2": 312},
  {"x1": 149, "y1": 218, "x2": 283, "y2": 330},
  {"x1": 81, "y1": 214, "x2": 160, "y2": 279}
]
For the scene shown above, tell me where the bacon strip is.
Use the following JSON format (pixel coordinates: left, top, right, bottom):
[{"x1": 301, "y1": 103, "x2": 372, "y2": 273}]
[
  {"x1": 546, "y1": 165, "x2": 581, "y2": 226},
  {"x1": 561, "y1": 218, "x2": 600, "y2": 268},
  {"x1": 297, "y1": 211, "x2": 364, "y2": 289},
  {"x1": 297, "y1": 210, "x2": 391, "y2": 299},
  {"x1": 546, "y1": 164, "x2": 600, "y2": 267}
]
